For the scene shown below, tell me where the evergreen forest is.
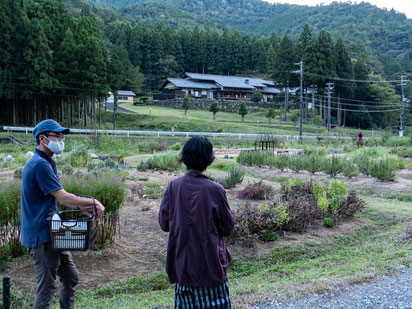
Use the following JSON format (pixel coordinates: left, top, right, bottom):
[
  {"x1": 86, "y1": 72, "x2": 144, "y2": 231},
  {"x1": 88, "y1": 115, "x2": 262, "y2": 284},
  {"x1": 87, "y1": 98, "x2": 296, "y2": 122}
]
[{"x1": 0, "y1": 0, "x2": 411, "y2": 130}]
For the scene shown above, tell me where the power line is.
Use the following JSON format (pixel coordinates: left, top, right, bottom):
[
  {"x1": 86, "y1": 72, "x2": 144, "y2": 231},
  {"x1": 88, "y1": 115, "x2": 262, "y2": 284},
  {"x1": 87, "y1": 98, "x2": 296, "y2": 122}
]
[
  {"x1": 313, "y1": 95, "x2": 401, "y2": 108},
  {"x1": 311, "y1": 103, "x2": 400, "y2": 113},
  {"x1": 303, "y1": 71, "x2": 401, "y2": 84},
  {"x1": 313, "y1": 94, "x2": 401, "y2": 106}
]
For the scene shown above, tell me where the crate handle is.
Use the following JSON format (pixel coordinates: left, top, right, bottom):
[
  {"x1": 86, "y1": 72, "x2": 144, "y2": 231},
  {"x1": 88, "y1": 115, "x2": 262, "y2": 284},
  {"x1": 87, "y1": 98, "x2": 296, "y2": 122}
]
[{"x1": 74, "y1": 194, "x2": 96, "y2": 219}]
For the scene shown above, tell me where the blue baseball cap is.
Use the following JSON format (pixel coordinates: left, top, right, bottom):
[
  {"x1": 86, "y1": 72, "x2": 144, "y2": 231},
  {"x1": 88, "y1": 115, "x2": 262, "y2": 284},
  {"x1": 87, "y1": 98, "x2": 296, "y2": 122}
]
[{"x1": 32, "y1": 119, "x2": 70, "y2": 138}]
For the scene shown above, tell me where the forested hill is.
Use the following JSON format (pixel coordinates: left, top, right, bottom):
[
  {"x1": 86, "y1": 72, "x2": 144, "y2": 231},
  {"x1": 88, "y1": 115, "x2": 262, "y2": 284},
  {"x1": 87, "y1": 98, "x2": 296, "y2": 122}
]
[{"x1": 86, "y1": 0, "x2": 412, "y2": 63}]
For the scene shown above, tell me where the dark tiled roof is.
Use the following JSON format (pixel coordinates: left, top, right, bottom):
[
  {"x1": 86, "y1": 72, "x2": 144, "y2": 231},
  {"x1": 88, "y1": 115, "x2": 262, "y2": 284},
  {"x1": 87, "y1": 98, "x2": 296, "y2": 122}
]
[{"x1": 167, "y1": 78, "x2": 220, "y2": 89}]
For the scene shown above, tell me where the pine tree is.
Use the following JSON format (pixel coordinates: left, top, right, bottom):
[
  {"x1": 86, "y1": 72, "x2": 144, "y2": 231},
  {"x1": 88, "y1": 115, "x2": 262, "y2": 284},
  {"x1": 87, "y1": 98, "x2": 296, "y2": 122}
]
[
  {"x1": 273, "y1": 35, "x2": 297, "y2": 87},
  {"x1": 296, "y1": 24, "x2": 312, "y2": 61}
]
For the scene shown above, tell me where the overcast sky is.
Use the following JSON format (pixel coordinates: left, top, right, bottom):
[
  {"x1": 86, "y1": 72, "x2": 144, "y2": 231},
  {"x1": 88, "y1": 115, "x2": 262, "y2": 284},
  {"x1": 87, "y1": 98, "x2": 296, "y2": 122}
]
[{"x1": 264, "y1": 1, "x2": 412, "y2": 18}]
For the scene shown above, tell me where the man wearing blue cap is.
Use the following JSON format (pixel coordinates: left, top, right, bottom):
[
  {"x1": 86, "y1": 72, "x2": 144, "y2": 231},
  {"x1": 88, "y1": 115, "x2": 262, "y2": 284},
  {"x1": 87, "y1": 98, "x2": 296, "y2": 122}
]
[{"x1": 21, "y1": 119, "x2": 105, "y2": 309}]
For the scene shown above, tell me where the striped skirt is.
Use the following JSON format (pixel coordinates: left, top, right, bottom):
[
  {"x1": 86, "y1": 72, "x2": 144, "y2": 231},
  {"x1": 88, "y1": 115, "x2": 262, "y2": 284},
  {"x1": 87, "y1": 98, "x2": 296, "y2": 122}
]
[{"x1": 174, "y1": 280, "x2": 231, "y2": 309}]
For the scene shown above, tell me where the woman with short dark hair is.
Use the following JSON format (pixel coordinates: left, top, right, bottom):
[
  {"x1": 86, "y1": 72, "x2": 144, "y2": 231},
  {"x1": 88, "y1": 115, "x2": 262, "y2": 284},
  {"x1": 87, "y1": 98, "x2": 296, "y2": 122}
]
[{"x1": 159, "y1": 136, "x2": 234, "y2": 308}]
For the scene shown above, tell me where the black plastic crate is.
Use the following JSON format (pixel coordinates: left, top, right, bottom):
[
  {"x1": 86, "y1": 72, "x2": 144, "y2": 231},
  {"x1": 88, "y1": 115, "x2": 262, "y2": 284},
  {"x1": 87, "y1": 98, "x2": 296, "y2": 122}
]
[{"x1": 49, "y1": 195, "x2": 98, "y2": 251}]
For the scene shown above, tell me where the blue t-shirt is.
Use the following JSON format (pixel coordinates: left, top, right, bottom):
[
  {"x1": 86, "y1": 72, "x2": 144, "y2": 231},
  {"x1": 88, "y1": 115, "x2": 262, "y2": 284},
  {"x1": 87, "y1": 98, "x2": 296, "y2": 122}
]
[{"x1": 21, "y1": 149, "x2": 63, "y2": 248}]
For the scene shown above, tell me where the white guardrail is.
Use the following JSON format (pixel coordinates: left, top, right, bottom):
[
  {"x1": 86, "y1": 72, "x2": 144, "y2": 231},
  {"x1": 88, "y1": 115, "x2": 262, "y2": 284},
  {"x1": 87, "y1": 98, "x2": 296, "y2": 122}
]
[{"x1": 2, "y1": 126, "x2": 353, "y2": 140}]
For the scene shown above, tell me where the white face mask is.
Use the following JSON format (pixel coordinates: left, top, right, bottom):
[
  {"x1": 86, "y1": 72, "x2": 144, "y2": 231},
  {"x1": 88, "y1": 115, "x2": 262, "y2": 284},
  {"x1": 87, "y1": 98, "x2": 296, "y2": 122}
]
[{"x1": 42, "y1": 136, "x2": 65, "y2": 155}]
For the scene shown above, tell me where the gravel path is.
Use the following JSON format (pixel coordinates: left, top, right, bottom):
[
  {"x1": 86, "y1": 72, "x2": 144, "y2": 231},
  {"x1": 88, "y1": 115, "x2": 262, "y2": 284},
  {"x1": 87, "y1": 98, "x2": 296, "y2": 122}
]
[{"x1": 256, "y1": 267, "x2": 412, "y2": 309}]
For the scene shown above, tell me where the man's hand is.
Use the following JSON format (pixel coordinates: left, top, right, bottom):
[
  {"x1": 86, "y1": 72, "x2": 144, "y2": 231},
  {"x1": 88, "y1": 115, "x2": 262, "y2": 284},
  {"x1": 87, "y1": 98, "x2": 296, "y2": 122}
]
[
  {"x1": 80, "y1": 200, "x2": 104, "y2": 219},
  {"x1": 94, "y1": 200, "x2": 105, "y2": 218},
  {"x1": 52, "y1": 189, "x2": 105, "y2": 218}
]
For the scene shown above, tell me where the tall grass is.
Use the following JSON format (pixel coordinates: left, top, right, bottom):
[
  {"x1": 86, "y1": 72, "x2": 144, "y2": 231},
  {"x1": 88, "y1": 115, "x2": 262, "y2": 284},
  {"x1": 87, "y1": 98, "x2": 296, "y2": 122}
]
[
  {"x1": 62, "y1": 175, "x2": 127, "y2": 247},
  {"x1": 0, "y1": 181, "x2": 23, "y2": 270}
]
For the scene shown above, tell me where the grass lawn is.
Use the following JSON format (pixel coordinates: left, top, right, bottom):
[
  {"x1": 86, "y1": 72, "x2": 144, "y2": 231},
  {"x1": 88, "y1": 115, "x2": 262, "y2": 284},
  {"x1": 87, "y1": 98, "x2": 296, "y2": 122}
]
[{"x1": 110, "y1": 103, "x2": 373, "y2": 137}]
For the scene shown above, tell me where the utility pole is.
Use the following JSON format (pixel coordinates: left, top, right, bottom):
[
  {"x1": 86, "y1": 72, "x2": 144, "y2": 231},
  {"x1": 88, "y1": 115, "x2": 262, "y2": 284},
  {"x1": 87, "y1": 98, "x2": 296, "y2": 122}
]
[
  {"x1": 326, "y1": 82, "x2": 334, "y2": 132},
  {"x1": 311, "y1": 85, "x2": 315, "y2": 125},
  {"x1": 284, "y1": 80, "x2": 289, "y2": 121},
  {"x1": 293, "y1": 61, "x2": 304, "y2": 139},
  {"x1": 400, "y1": 76, "x2": 406, "y2": 137}
]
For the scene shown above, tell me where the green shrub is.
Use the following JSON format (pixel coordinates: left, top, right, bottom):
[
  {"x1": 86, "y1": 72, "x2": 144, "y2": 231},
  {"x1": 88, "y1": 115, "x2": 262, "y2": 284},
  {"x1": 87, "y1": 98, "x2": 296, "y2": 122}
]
[
  {"x1": 62, "y1": 175, "x2": 127, "y2": 247},
  {"x1": 237, "y1": 150, "x2": 274, "y2": 166},
  {"x1": 323, "y1": 217, "x2": 336, "y2": 228},
  {"x1": 303, "y1": 147, "x2": 327, "y2": 157},
  {"x1": 322, "y1": 156, "x2": 344, "y2": 177},
  {"x1": 62, "y1": 164, "x2": 74, "y2": 176},
  {"x1": 170, "y1": 142, "x2": 182, "y2": 151},
  {"x1": 394, "y1": 147, "x2": 412, "y2": 158},
  {"x1": 386, "y1": 136, "x2": 411, "y2": 147},
  {"x1": 147, "y1": 152, "x2": 181, "y2": 171},
  {"x1": 368, "y1": 157, "x2": 397, "y2": 181},
  {"x1": 288, "y1": 155, "x2": 306, "y2": 173},
  {"x1": 226, "y1": 166, "x2": 245, "y2": 188},
  {"x1": 137, "y1": 140, "x2": 159, "y2": 154},
  {"x1": 354, "y1": 154, "x2": 371, "y2": 175},
  {"x1": 273, "y1": 154, "x2": 289, "y2": 171},
  {"x1": 303, "y1": 154, "x2": 325, "y2": 175},
  {"x1": 13, "y1": 167, "x2": 23, "y2": 179},
  {"x1": 68, "y1": 147, "x2": 91, "y2": 168},
  {"x1": 0, "y1": 181, "x2": 24, "y2": 265},
  {"x1": 341, "y1": 160, "x2": 360, "y2": 178}
]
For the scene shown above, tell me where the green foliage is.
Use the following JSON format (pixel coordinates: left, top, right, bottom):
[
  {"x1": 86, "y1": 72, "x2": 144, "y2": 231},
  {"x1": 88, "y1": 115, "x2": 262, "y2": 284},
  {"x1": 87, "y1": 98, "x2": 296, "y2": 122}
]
[
  {"x1": 137, "y1": 140, "x2": 160, "y2": 154},
  {"x1": 62, "y1": 164, "x2": 74, "y2": 176},
  {"x1": 238, "y1": 101, "x2": 248, "y2": 121},
  {"x1": 68, "y1": 147, "x2": 91, "y2": 168},
  {"x1": 145, "y1": 182, "x2": 165, "y2": 199},
  {"x1": 182, "y1": 96, "x2": 191, "y2": 115},
  {"x1": 323, "y1": 217, "x2": 336, "y2": 228},
  {"x1": 386, "y1": 136, "x2": 411, "y2": 147},
  {"x1": 322, "y1": 156, "x2": 344, "y2": 177},
  {"x1": 170, "y1": 142, "x2": 182, "y2": 151},
  {"x1": 341, "y1": 159, "x2": 360, "y2": 178},
  {"x1": 368, "y1": 157, "x2": 398, "y2": 181},
  {"x1": 62, "y1": 174, "x2": 127, "y2": 247},
  {"x1": 329, "y1": 180, "x2": 348, "y2": 211},
  {"x1": 265, "y1": 108, "x2": 276, "y2": 126},
  {"x1": 313, "y1": 183, "x2": 329, "y2": 213},
  {"x1": 145, "y1": 152, "x2": 181, "y2": 171},
  {"x1": 250, "y1": 92, "x2": 263, "y2": 103},
  {"x1": 303, "y1": 154, "x2": 325, "y2": 175},
  {"x1": 288, "y1": 155, "x2": 306, "y2": 173},
  {"x1": 303, "y1": 146, "x2": 327, "y2": 157},
  {"x1": 273, "y1": 154, "x2": 289, "y2": 171},
  {"x1": 13, "y1": 167, "x2": 23, "y2": 179},
  {"x1": 237, "y1": 150, "x2": 274, "y2": 166},
  {"x1": 226, "y1": 166, "x2": 245, "y2": 188},
  {"x1": 209, "y1": 100, "x2": 221, "y2": 119}
]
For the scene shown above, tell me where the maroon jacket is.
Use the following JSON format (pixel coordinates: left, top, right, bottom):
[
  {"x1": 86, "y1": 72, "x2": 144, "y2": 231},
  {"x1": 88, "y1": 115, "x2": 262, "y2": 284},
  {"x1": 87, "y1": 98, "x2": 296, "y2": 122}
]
[{"x1": 159, "y1": 170, "x2": 234, "y2": 288}]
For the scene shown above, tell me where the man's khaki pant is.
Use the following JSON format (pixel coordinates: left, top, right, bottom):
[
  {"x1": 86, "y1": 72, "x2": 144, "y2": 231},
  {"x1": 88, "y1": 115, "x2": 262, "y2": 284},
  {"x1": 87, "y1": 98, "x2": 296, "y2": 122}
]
[{"x1": 29, "y1": 239, "x2": 78, "y2": 309}]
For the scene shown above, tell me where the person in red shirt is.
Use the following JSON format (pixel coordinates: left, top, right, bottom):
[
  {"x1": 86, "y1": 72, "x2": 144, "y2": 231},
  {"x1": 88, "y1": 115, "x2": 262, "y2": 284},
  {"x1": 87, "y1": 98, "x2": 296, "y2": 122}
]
[{"x1": 159, "y1": 136, "x2": 234, "y2": 308}]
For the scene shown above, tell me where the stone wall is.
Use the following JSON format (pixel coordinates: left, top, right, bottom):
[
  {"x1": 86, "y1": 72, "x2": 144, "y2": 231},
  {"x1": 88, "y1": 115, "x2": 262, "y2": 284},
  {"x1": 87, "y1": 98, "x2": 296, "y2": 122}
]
[{"x1": 146, "y1": 98, "x2": 281, "y2": 113}]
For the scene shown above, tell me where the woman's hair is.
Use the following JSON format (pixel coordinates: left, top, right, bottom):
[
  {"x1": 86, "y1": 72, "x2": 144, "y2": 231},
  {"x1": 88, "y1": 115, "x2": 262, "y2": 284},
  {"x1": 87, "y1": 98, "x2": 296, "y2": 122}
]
[{"x1": 180, "y1": 136, "x2": 215, "y2": 171}]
